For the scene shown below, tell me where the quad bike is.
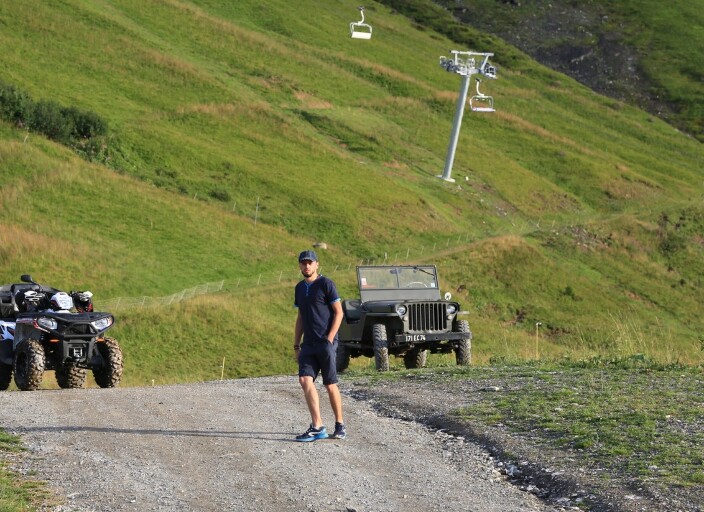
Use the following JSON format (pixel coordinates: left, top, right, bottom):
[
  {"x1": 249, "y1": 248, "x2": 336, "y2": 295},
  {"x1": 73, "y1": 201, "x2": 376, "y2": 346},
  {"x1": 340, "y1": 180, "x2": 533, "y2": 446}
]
[
  {"x1": 0, "y1": 275, "x2": 123, "y2": 391},
  {"x1": 0, "y1": 320, "x2": 14, "y2": 390}
]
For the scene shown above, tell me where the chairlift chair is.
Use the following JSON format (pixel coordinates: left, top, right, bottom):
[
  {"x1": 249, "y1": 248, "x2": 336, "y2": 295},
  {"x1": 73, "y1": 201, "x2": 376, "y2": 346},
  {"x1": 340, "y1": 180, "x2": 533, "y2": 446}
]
[
  {"x1": 350, "y1": 6, "x2": 372, "y2": 39},
  {"x1": 483, "y1": 65, "x2": 497, "y2": 79},
  {"x1": 469, "y1": 78, "x2": 495, "y2": 113}
]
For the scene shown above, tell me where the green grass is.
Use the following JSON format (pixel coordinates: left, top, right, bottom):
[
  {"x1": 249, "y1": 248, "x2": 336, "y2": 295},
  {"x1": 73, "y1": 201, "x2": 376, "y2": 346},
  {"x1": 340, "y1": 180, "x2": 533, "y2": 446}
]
[
  {"x1": 452, "y1": 361, "x2": 704, "y2": 489},
  {"x1": 0, "y1": 432, "x2": 54, "y2": 512},
  {"x1": 419, "y1": 0, "x2": 704, "y2": 140},
  {"x1": 0, "y1": 3, "x2": 702, "y2": 509},
  {"x1": 0, "y1": 1, "x2": 702, "y2": 379},
  {"x1": 346, "y1": 360, "x2": 704, "y2": 504}
]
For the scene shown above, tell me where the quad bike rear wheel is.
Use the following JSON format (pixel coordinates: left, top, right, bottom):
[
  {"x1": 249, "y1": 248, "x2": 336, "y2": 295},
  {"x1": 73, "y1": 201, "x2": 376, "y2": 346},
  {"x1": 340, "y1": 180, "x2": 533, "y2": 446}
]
[
  {"x1": 0, "y1": 363, "x2": 12, "y2": 391},
  {"x1": 13, "y1": 338, "x2": 45, "y2": 391},
  {"x1": 56, "y1": 364, "x2": 87, "y2": 389},
  {"x1": 92, "y1": 337, "x2": 123, "y2": 388}
]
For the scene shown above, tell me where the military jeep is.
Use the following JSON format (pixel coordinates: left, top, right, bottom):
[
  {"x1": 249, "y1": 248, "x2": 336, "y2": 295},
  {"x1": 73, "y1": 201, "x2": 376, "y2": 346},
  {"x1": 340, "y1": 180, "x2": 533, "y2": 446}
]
[{"x1": 337, "y1": 265, "x2": 471, "y2": 371}]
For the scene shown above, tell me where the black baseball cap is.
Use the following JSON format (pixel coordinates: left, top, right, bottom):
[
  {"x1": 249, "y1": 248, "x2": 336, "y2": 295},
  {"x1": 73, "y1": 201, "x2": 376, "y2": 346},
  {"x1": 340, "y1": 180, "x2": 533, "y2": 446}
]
[{"x1": 298, "y1": 250, "x2": 318, "y2": 262}]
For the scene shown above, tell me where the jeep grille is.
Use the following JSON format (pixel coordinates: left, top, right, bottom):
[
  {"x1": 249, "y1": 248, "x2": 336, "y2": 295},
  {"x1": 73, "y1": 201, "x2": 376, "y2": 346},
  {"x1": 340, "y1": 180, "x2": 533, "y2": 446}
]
[{"x1": 408, "y1": 303, "x2": 447, "y2": 332}]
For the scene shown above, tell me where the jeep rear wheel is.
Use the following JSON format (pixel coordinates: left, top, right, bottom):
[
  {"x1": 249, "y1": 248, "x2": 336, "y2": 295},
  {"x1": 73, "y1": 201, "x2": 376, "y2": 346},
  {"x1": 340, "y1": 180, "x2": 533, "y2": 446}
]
[
  {"x1": 13, "y1": 338, "x2": 45, "y2": 391},
  {"x1": 0, "y1": 363, "x2": 12, "y2": 391},
  {"x1": 56, "y1": 364, "x2": 87, "y2": 389},
  {"x1": 92, "y1": 337, "x2": 123, "y2": 388},
  {"x1": 454, "y1": 320, "x2": 472, "y2": 366},
  {"x1": 403, "y1": 347, "x2": 428, "y2": 369},
  {"x1": 372, "y1": 323, "x2": 389, "y2": 371},
  {"x1": 336, "y1": 343, "x2": 351, "y2": 373}
]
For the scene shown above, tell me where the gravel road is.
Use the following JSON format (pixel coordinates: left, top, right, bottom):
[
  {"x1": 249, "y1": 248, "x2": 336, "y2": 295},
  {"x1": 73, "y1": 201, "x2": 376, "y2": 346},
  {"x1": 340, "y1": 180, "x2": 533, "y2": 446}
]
[{"x1": 0, "y1": 376, "x2": 559, "y2": 512}]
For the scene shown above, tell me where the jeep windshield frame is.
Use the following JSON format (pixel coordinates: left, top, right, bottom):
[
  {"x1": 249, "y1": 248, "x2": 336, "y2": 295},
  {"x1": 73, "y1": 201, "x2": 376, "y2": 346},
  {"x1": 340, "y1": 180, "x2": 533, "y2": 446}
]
[{"x1": 357, "y1": 265, "x2": 441, "y2": 303}]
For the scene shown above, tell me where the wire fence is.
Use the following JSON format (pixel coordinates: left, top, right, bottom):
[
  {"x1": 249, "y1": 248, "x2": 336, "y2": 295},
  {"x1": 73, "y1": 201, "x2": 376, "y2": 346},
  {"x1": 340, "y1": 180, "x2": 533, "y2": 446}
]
[
  {"x1": 91, "y1": 185, "x2": 605, "y2": 312},
  {"x1": 93, "y1": 233, "x2": 498, "y2": 311},
  {"x1": 91, "y1": 204, "x2": 589, "y2": 312},
  {"x1": 96, "y1": 281, "x2": 227, "y2": 310}
]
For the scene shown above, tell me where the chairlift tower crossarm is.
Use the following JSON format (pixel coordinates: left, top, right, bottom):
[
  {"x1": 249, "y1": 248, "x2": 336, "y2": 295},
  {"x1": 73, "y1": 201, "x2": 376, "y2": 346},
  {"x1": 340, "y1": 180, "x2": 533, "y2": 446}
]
[{"x1": 437, "y1": 50, "x2": 497, "y2": 182}]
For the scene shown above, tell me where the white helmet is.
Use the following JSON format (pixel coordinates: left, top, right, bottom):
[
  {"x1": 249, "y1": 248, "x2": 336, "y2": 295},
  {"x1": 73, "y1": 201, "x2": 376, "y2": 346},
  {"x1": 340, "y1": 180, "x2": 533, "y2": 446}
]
[{"x1": 50, "y1": 292, "x2": 74, "y2": 311}]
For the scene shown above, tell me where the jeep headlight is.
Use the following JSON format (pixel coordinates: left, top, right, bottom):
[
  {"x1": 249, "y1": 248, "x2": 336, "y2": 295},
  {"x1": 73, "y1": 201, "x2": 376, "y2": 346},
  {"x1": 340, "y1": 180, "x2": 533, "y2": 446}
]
[
  {"x1": 36, "y1": 317, "x2": 57, "y2": 331},
  {"x1": 91, "y1": 316, "x2": 113, "y2": 331},
  {"x1": 446, "y1": 304, "x2": 457, "y2": 315},
  {"x1": 396, "y1": 305, "x2": 407, "y2": 317}
]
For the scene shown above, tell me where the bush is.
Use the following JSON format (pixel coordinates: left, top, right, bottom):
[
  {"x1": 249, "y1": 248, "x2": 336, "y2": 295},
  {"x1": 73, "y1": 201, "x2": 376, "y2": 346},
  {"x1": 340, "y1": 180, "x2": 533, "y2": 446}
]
[
  {"x1": 0, "y1": 81, "x2": 32, "y2": 126},
  {"x1": 29, "y1": 100, "x2": 73, "y2": 144},
  {"x1": 61, "y1": 106, "x2": 108, "y2": 139},
  {"x1": 0, "y1": 80, "x2": 109, "y2": 153},
  {"x1": 209, "y1": 189, "x2": 231, "y2": 202},
  {"x1": 72, "y1": 136, "x2": 111, "y2": 164}
]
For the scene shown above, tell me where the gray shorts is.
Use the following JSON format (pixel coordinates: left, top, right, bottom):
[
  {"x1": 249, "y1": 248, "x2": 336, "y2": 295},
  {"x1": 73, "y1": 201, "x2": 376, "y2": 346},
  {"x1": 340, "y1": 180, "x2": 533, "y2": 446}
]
[{"x1": 298, "y1": 340, "x2": 338, "y2": 385}]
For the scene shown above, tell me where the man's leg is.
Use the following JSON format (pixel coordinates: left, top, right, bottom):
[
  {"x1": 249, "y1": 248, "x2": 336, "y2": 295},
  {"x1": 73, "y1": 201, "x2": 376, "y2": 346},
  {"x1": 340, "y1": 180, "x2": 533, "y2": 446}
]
[
  {"x1": 299, "y1": 375, "x2": 323, "y2": 427},
  {"x1": 325, "y1": 383, "x2": 343, "y2": 424}
]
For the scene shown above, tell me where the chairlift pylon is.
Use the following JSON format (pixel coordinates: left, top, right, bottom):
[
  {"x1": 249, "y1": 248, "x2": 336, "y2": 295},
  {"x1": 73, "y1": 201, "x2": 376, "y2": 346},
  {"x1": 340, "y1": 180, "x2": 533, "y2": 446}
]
[
  {"x1": 469, "y1": 78, "x2": 495, "y2": 113},
  {"x1": 350, "y1": 6, "x2": 372, "y2": 39}
]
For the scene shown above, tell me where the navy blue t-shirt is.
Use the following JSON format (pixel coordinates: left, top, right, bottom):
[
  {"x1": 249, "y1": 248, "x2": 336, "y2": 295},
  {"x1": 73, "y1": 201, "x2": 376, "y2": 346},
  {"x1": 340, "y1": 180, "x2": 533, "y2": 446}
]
[{"x1": 294, "y1": 275, "x2": 340, "y2": 344}]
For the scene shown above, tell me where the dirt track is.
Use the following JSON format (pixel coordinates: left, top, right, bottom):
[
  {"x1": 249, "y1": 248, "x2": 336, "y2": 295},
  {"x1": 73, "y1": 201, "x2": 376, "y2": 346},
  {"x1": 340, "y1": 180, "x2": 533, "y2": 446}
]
[{"x1": 0, "y1": 376, "x2": 558, "y2": 512}]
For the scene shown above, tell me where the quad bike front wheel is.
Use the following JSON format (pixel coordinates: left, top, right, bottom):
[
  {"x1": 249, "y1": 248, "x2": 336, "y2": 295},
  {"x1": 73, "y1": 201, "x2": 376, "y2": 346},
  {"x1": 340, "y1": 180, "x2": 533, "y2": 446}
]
[
  {"x1": 92, "y1": 337, "x2": 123, "y2": 388},
  {"x1": 56, "y1": 364, "x2": 87, "y2": 389},
  {"x1": 0, "y1": 362, "x2": 12, "y2": 391},
  {"x1": 13, "y1": 338, "x2": 45, "y2": 391}
]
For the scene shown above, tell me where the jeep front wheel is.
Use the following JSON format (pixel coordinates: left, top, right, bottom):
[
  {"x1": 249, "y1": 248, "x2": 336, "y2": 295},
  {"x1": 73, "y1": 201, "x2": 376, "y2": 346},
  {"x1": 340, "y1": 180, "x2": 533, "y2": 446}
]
[
  {"x1": 13, "y1": 339, "x2": 45, "y2": 391},
  {"x1": 92, "y1": 337, "x2": 123, "y2": 388},
  {"x1": 336, "y1": 343, "x2": 351, "y2": 373},
  {"x1": 56, "y1": 364, "x2": 87, "y2": 389},
  {"x1": 372, "y1": 323, "x2": 389, "y2": 371},
  {"x1": 403, "y1": 347, "x2": 428, "y2": 369},
  {"x1": 454, "y1": 320, "x2": 472, "y2": 366},
  {"x1": 0, "y1": 363, "x2": 12, "y2": 391}
]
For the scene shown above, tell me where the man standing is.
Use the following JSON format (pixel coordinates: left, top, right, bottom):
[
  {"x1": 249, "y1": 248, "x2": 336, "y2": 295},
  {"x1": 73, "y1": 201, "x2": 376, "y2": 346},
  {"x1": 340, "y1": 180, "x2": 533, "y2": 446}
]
[{"x1": 294, "y1": 250, "x2": 346, "y2": 441}]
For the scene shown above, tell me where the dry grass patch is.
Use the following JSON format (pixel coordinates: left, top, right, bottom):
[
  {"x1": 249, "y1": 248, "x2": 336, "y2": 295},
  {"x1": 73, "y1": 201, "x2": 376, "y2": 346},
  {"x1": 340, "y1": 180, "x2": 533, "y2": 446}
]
[
  {"x1": 0, "y1": 223, "x2": 93, "y2": 269},
  {"x1": 495, "y1": 110, "x2": 600, "y2": 158},
  {"x1": 294, "y1": 91, "x2": 332, "y2": 109}
]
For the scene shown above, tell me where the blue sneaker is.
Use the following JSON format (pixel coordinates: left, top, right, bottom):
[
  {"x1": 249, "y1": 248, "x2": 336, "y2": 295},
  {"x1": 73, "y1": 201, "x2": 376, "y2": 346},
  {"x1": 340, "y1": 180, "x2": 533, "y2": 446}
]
[
  {"x1": 295, "y1": 424, "x2": 328, "y2": 442},
  {"x1": 330, "y1": 422, "x2": 346, "y2": 440}
]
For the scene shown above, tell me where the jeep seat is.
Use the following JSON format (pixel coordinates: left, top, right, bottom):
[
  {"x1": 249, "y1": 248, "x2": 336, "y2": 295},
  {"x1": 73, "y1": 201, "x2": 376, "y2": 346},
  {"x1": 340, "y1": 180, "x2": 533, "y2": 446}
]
[{"x1": 343, "y1": 299, "x2": 363, "y2": 323}]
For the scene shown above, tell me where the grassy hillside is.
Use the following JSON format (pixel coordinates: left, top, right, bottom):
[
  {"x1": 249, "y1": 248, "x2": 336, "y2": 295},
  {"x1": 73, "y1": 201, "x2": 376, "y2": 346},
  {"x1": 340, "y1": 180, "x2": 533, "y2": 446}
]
[
  {"x1": 418, "y1": 0, "x2": 704, "y2": 141},
  {"x1": 0, "y1": 0, "x2": 702, "y2": 386}
]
